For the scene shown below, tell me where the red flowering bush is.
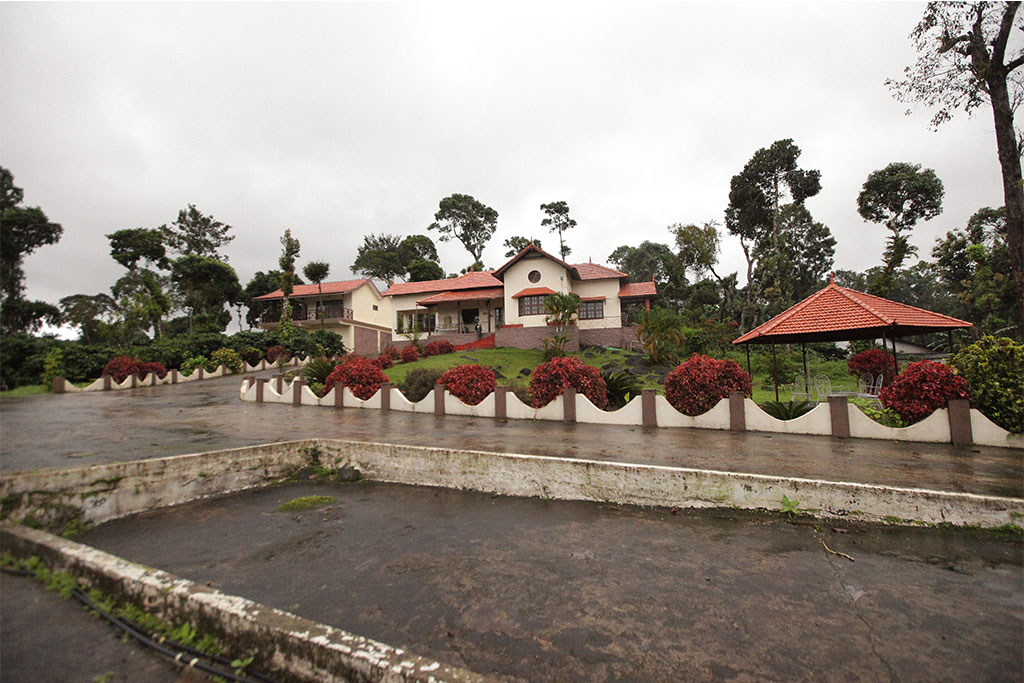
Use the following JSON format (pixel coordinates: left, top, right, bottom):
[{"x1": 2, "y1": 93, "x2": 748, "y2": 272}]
[
  {"x1": 383, "y1": 345, "x2": 401, "y2": 360},
  {"x1": 323, "y1": 355, "x2": 390, "y2": 400},
  {"x1": 137, "y1": 361, "x2": 168, "y2": 380},
  {"x1": 266, "y1": 345, "x2": 290, "y2": 363},
  {"x1": 664, "y1": 354, "x2": 752, "y2": 416},
  {"x1": 422, "y1": 341, "x2": 441, "y2": 357},
  {"x1": 848, "y1": 348, "x2": 897, "y2": 384},
  {"x1": 879, "y1": 360, "x2": 969, "y2": 424},
  {"x1": 400, "y1": 345, "x2": 419, "y2": 363},
  {"x1": 434, "y1": 339, "x2": 455, "y2": 355},
  {"x1": 439, "y1": 364, "x2": 496, "y2": 405},
  {"x1": 101, "y1": 356, "x2": 142, "y2": 383},
  {"x1": 373, "y1": 353, "x2": 394, "y2": 370},
  {"x1": 529, "y1": 356, "x2": 607, "y2": 409}
]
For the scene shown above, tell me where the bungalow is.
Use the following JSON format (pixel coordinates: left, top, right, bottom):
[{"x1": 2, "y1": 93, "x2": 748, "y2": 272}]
[
  {"x1": 383, "y1": 244, "x2": 655, "y2": 350},
  {"x1": 253, "y1": 278, "x2": 393, "y2": 355}
]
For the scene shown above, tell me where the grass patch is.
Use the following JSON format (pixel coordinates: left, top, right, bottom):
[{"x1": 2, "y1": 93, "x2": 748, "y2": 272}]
[
  {"x1": 0, "y1": 381, "x2": 96, "y2": 398},
  {"x1": 276, "y1": 495, "x2": 335, "y2": 512}
]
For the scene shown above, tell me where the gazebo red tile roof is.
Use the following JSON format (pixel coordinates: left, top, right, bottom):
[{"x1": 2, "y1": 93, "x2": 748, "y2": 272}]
[{"x1": 733, "y1": 279, "x2": 972, "y2": 345}]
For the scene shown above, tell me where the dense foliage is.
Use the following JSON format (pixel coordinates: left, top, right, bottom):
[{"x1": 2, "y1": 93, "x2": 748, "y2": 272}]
[
  {"x1": 101, "y1": 356, "x2": 148, "y2": 383},
  {"x1": 529, "y1": 356, "x2": 607, "y2": 409},
  {"x1": 209, "y1": 347, "x2": 243, "y2": 374},
  {"x1": 373, "y1": 353, "x2": 394, "y2": 370},
  {"x1": 323, "y1": 355, "x2": 389, "y2": 400},
  {"x1": 400, "y1": 345, "x2": 419, "y2": 363},
  {"x1": 950, "y1": 336, "x2": 1023, "y2": 433},
  {"x1": 438, "y1": 364, "x2": 496, "y2": 405},
  {"x1": 879, "y1": 360, "x2": 969, "y2": 424},
  {"x1": 664, "y1": 354, "x2": 752, "y2": 416},
  {"x1": 601, "y1": 368, "x2": 642, "y2": 410},
  {"x1": 399, "y1": 368, "x2": 443, "y2": 403},
  {"x1": 847, "y1": 348, "x2": 897, "y2": 384}
]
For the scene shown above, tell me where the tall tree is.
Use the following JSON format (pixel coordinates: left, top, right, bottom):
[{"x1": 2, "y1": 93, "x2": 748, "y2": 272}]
[
  {"x1": 397, "y1": 234, "x2": 443, "y2": 281},
  {"x1": 107, "y1": 228, "x2": 168, "y2": 271},
  {"x1": 724, "y1": 139, "x2": 821, "y2": 327},
  {"x1": 607, "y1": 241, "x2": 687, "y2": 311},
  {"x1": 170, "y1": 255, "x2": 242, "y2": 335},
  {"x1": 752, "y1": 204, "x2": 836, "y2": 314},
  {"x1": 0, "y1": 167, "x2": 64, "y2": 333},
  {"x1": 161, "y1": 204, "x2": 234, "y2": 260},
  {"x1": 302, "y1": 260, "x2": 330, "y2": 330},
  {"x1": 59, "y1": 293, "x2": 117, "y2": 344},
  {"x1": 352, "y1": 233, "x2": 443, "y2": 284},
  {"x1": 857, "y1": 162, "x2": 944, "y2": 297},
  {"x1": 428, "y1": 194, "x2": 498, "y2": 267},
  {"x1": 540, "y1": 201, "x2": 577, "y2": 260},
  {"x1": 111, "y1": 269, "x2": 173, "y2": 344},
  {"x1": 888, "y1": 1, "x2": 1024, "y2": 333},
  {"x1": 503, "y1": 236, "x2": 542, "y2": 258},
  {"x1": 671, "y1": 221, "x2": 740, "y2": 320},
  {"x1": 242, "y1": 270, "x2": 303, "y2": 329},
  {"x1": 278, "y1": 230, "x2": 301, "y2": 323}
]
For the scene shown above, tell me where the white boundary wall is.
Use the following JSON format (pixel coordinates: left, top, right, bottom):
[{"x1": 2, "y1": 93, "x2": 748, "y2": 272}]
[
  {"x1": 239, "y1": 378, "x2": 1024, "y2": 450},
  {"x1": 57, "y1": 356, "x2": 310, "y2": 393}
]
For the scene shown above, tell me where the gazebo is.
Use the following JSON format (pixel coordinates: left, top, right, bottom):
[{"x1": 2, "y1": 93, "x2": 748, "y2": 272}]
[{"x1": 732, "y1": 277, "x2": 973, "y2": 400}]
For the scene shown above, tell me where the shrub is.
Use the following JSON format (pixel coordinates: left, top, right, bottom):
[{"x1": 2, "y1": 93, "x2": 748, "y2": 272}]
[
  {"x1": 266, "y1": 345, "x2": 290, "y2": 363},
  {"x1": 422, "y1": 341, "x2": 441, "y2": 357},
  {"x1": 950, "y1": 336, "x2": 1023, "y2": 433},
  {"x1": 373, "y1": 353, "x2": 394, "y2": 370},
  {"x1": 41, "y1": 348, "x2": 65, "y2": 390},
  {"x1": 664, "y1": 354, "x2": 752, "y2": 416},
  {"x1": 508, "y1": 381, "x2": 532, "y2": 406},
  {"x1": 759, "y1": 400, "x2": 814, "y2": 421},
  {"x1": 240, "y1": 346, "x2": 263, "y2": 367},
  {"x1": 400, "y1": 345, "x2": 419, "y2": 363},
  {"x1": 302, "y1": 357, "x2": 337, "y2": 387},
  {"x1": 879, "y1": 360, "x2": 969, "y2": 425},
  {"x1": 307, "y1": 329, "x2": 346, "y2": 357},
  {"x1": 180, "y1": 356, "x2": 208, "y2": 376},
  {"x1": 383, "y1": 345, "x2": 401, "y2": 360},
  {"x1": 209, "y1": 348, "x2": 243, "y2": 374},
  {"x1": 137, "y1": 361, "x2": 168, "y2": 380},
  {"x1": 399, "y1": 368, "x2": 443, "y2": 403},
  {"x1": 847, "y1": 348, "x2": 897, "y2": 384},
  {"x1": 601, "y1": 369, "x2": 642, "y2": 410},
  {"x1": 529, "y1": 356, "x2": 607, "y2": 409},
  {"x1": 101, "y1": 356, "x2": 142, "y2": 383},
  {"x1": 439, "y1": 364, "x2": 496, "y2": 405},
  {"x1": 323, "y1": 355, "x2": 389, "y2": 400},
  {"x1": 434, "y1": 339, "x2": 455, "y2": 355}
]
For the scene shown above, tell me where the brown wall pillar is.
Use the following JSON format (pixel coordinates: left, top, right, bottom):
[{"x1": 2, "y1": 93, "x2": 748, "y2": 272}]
[
  {"x1": 274, "y1": 375, "x2": 283, "y2": 395},
  {"x1": 333, "y1": 383, "x2": 344, "y2": 409},
  {"x1": 292, "y1": 379, "x2": 304, "y2": 406},
  {"x1": 948, "y1": 399, "x2": 973, "y2": 445},
  {"x1": 51, "y1": 376, "x2": 66, "y2": 394},
  {"x1": 130, "y1": 374, "x2": 138, "y2": 388},
  {"x1": 150, "y1": 372, "x2": 157, "y2": 386},
  {"x1": 171, "y1": 369, "x2": 179, "y2": 384},
  {"x1": 828, "y1": 396, "x2": 850, "y2": 439},
  {"x1": 729, "y1": 391, "x2": 745, "y2": 431},
  {"x1": 103, "y1": 376, "x2": 112, "y2": 391},
  {"x1": 434, "y1": 383, "x2": 446, "y2": 415},
  {"x1": 494, "y1": 386, "x2": 507, "y2": 421},
  {"x1": 563, "y1": 387, "x2": 576, "y2": 423},
  {"x1": 255, "y1": 378, "x2": 265, "y2": 403},
  {"x1": 198, "y1": 366, "x2": 205, "y2": 380},
  {"x1": 641, "y1": 389, "x2": 657, "y2": 427},
  {"x1": 380, "y1": 383, "x2": 392, "y2": 411}
]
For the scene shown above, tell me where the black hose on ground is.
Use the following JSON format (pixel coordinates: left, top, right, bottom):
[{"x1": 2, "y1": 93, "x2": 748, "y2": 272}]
[{"x1": 2, "y1": 567, "x2": 278, "y2": 683}]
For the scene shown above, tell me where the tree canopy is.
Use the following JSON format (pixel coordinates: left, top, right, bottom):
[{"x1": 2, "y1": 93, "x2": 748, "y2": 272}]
[
  {"x1": 504, "y1": 235, "x2": 542, "y2": 258},
  {"x1": 170, "y1": 255, "x2": 242, "y2": 334},
  {"x1": 352, "y1": 233, "x2": 443, "y2": 284},
  {"x1": 428, "y1": 194, "x2": 498, "y2": 266},
  {"x1": 540, "y1": 200, "x2": 576, "y2": 260},
  {"x1": 107, "y1": 228, "x2": 168, "y2": 271},
  {"x1": 161, "y1": 204, "x2": 234, "y2": 260}
]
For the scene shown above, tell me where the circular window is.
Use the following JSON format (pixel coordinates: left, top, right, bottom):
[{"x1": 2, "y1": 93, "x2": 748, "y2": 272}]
[{"x1": 528, "y1": 270, "x2": 541, "y2": 283}]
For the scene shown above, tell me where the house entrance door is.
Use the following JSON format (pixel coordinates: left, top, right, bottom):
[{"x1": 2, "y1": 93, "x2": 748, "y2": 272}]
[{"x1": 461, "y1": 308, "x2": 478, "y2": 333}]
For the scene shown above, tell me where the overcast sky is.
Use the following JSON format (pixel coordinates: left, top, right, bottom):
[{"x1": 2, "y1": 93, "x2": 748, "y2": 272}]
[{"x1": 1, "y1": 1, "x2": 1011, "y2": 328}]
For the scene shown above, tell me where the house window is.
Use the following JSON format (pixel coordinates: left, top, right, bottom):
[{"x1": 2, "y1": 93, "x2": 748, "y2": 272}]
[
  {"x1": 580, "y1": 300, "x2": 604, "y2": 320},
  {"x1": 518, "y1": 295, "x2": 546, "y2": 316},
  {"x1": 528, "y1": 270, "x2": 541, "y2": 283},
  {"x1": 372, "y1": 304, "x2": 378, "y2": 311}
]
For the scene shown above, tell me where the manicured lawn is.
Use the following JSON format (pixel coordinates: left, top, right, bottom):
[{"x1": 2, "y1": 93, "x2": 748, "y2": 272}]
[{"x1": 0, "y1": 381, "x2": 93, "y2": 398}]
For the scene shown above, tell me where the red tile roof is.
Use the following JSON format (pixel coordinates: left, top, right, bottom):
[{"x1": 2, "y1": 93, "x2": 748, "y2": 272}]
[
  {"x1": 733, "y1": 280, "x2": 972, "y2": 344},
  {"x1": 573, "y1": 262, "x2": 627, "y2": 280},
  {"x1": 416, "y1": 287, "x2": 505, "y2": 305},
  {"x1": 511, "y1": 286, "x2": 557, "y2": 299},
  {"x1": 253, "y1": 279, "x2": 371, "y2": 300},
  {"x1": 618, "y1": 282, "x2": 657, "y2": 298},
  {"x1": 492, "y1": 243, "x2": 579, "y2": 280},
  {"x1": 382, "y1": 271, "x2": 502, "y2": 297}
]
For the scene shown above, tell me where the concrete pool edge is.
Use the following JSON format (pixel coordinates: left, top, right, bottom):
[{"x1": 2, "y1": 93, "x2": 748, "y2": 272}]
[{"x1": 0, "y1": 521, "x2": 494, "y2": 683}]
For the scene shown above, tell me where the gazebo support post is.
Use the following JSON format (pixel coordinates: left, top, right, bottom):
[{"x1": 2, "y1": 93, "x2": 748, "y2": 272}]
[
  {"x1": 745, "y1": 346, "x2": 751, "y2": 377},
  {"x1": 771, "y1": 343, "x2": 779, "y2": 402},
  {"x1": 891, "y1": 334, "x2": 899, "y2": 377},
  {"x1": 801, "y1": 342, "x2": 809, "y2": 396},
  {"x1": 947, "y1": 330, "x2": 954, "y2": 355}
]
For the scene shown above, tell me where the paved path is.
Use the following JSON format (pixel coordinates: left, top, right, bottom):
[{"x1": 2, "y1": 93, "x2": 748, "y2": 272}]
[
  {"x1": 2, "y1": 374, "x2": 1021, "y2": 497},
  {"x1": 80, "y1": 480, "x2": 1024, "y2": 682}
]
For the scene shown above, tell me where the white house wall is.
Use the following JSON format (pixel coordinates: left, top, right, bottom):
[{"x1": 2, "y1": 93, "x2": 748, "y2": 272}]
[
  {"x1": 572, "y1": 279, "x2": 622, "y2": 330},
  {"x1": 502, "y1": 256, "x2": 572, "y2": 327}
]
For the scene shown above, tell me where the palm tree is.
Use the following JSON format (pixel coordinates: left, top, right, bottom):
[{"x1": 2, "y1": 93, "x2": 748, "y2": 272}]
[
  {"x1": 635, "y1": 308, "x2": 685, "y2": 366},
  {"x1": 302, "y1": 261, "x2": 330, "y2": 330},
  {"x1": 543, "y1": 291, "x2": 581, "y2": 357}
]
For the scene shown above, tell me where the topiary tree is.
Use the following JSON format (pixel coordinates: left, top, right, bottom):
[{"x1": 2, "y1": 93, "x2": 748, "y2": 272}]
[
  {"x1": 950, "y1": 335, "x2": 1023, "y2": 433},
  {"x1": 879, "y1": 360, "x2": 969, "y2": 425},
  {"x1": 265, "y1": 345, "x2": 289, "y2": 363},
  {"x1": 323, "y1": 355, "x2": 389, "y2": 400},
  {"x1": 373, "y1": 353, "x2": 394, "y2": 370},
  {"x1": 400, "y1": 345, "x2": 419, "y2": 363},
  {"x1": 664, "y1": 354, "x2": 752, "y2": 416},
  {"x1": 434, "y1": 339, "x2": 455, "y2": 355},
  {"x1": 422, "y1": 340, "x2": 441, "y2": 357},
  {"x1": 528, "y1": 356, "x2": 607, "y2": 409},
  {"x1": 101, "y1": 355, "x2": 142, "y2": 383},
  {"x1": 137, "y1": 361, "x2": 167, "y2": 380},
  {"x1": 438, "y1": 364, "x2": 496, "y2": 405}
]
